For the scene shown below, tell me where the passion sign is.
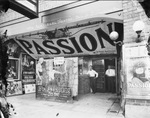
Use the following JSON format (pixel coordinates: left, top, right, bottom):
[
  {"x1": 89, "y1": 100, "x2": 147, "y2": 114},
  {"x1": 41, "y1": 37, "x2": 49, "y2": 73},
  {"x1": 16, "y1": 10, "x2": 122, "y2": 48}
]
[{"x1": 14, "y1": 20, "x2": 121, "y2": 59}]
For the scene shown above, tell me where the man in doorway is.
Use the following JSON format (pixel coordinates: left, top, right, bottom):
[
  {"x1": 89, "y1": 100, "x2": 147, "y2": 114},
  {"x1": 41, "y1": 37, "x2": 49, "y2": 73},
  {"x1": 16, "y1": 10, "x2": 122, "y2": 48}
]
[
  {"x1": 87, "y1": 65, "x2": 98, "y2": 94},
  {"x1": 105, "y1": 66, "x2": 116, "y2": 93}
]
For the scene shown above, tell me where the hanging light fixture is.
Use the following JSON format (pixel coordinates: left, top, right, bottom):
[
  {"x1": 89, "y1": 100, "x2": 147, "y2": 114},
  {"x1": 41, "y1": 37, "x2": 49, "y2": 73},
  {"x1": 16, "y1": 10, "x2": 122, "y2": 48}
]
[{"x1": 109, "y1": 31, "x2": 123, "y2": 46}]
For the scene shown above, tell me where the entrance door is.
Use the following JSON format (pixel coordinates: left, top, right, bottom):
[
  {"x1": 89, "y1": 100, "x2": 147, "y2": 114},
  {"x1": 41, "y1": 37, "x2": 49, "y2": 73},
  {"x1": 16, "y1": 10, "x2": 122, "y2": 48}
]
[
  {"x1": 92, "y1": 59, "x2": 105, "y2": 92},
  {"x1": 105, "y1": 59, "x2": 116, "y2": 93}
]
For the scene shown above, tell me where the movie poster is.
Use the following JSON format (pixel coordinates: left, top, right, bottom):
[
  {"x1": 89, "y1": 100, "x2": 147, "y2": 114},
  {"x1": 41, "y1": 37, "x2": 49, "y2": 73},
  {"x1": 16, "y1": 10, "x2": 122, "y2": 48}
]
[
  {"x1": 36, "y1": 57, "x2": 78, "y2": 101},
  {"x1": 22, "y1": 54, "x2": 36, "y2": 84},
  {"x1": 22, "y1": 53, "x2": 36, "y2": 93},
  {"x1": 125, "y1": 43, "x2": 150, "y2": 97}
]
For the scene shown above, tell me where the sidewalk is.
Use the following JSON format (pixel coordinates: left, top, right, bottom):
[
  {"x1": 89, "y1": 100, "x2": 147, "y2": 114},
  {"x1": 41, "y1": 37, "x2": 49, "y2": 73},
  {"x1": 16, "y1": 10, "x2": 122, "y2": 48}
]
[{"x1": 7, "y1": 93, "x2": 124, "y2": 118}]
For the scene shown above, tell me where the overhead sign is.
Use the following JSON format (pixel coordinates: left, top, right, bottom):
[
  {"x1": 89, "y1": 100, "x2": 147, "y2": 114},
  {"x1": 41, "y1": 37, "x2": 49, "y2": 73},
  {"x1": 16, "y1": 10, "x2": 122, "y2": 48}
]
[
  {"x1": 14, "y1": 18, "x2": 123, "y2": 59},
  {"x1": 9, "y1": 0, "x2": 38, "y2": 19}
]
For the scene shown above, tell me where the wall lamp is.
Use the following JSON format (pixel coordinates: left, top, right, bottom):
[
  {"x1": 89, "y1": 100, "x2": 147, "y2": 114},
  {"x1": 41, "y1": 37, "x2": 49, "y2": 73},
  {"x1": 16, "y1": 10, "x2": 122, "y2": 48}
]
[
  {"x1": 132, "y1": 20, "x2": 145, "y2": 43},
  {"x1": 109, "y1": 31, "x2": 123, "y2": 46}
]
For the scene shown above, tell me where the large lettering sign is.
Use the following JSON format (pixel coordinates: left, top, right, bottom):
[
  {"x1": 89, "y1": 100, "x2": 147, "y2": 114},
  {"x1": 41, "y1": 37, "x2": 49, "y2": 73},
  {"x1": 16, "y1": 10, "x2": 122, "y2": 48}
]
[{"x1": 14, "y1": 19, "x2": 120, "y2": 59}]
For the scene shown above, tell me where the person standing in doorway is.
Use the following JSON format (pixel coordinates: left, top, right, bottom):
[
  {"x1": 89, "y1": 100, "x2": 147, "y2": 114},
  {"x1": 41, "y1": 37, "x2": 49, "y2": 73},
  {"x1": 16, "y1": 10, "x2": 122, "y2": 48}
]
[
  {"x1": 105, "y1": 66, "x2": 116, "y2": 93},
  {"x1": 87, "y1": 65, "x2": 98, "y2": 94}
]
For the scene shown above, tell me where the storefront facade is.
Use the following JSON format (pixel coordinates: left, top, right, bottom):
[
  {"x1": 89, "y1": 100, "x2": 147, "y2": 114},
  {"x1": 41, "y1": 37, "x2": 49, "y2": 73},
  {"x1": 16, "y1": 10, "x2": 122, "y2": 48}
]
[
  {"x1": 1, "y1": 0, "x2": 123, "y2": 106},
  {"x1": 13, "y1": 17, "x2": 123, "y2": 101},
  {"x1": 2, "y1": 1, "x2": 150, "y2": 117}
]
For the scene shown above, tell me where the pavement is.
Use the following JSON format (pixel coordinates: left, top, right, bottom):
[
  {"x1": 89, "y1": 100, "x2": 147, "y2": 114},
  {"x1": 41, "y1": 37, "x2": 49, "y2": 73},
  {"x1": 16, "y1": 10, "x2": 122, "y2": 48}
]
[{"x1": 6, "y1": 93, "x2": 124, "y2": 118}]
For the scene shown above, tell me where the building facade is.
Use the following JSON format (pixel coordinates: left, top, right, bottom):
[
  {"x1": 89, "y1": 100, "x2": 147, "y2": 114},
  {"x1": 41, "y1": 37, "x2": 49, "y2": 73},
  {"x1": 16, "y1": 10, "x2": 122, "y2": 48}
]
[{"x1": 1, "y1": 0, "x2": 150, "y2": 117}]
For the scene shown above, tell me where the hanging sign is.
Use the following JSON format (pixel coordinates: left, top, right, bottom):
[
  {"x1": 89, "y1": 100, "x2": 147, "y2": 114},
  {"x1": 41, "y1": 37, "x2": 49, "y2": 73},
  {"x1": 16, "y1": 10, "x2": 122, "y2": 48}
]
[{"x1": 14, "y1": 18, "x2": 122, "y2": 59}]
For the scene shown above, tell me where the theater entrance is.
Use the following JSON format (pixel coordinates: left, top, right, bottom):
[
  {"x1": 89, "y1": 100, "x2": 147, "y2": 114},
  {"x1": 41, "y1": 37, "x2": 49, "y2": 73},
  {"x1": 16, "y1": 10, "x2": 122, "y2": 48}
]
[
  {"x1": 92, "y1": 58, "x2": 117, "y2": 93},
  {"x1": 78, "y1": 56, "x2": 118, "y2": 95}
]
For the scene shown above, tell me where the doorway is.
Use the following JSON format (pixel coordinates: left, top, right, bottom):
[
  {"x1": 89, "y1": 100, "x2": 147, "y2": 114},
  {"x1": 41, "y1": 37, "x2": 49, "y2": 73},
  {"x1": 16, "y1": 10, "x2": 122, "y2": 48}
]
[{"x1": 92, "y1": 58, "x2": 116, "y2": 93}]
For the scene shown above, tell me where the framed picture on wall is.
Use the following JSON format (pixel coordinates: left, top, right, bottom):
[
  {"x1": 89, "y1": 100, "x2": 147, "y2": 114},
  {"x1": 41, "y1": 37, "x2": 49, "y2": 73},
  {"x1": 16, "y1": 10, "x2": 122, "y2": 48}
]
[{"x1": 7, "y1": 58, "x2": 20, "y2": 80}]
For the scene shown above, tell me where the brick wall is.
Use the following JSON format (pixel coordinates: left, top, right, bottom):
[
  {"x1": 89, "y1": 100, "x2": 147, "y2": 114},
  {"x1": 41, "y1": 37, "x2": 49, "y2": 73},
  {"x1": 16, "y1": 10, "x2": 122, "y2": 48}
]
[{"x1": 122, "y1": 0, "x2": 150, "y2": 43}]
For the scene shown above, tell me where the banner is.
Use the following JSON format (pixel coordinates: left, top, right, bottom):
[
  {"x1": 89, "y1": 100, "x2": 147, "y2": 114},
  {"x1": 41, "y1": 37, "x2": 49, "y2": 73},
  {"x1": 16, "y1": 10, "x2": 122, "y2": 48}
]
[{"x1": 14, "y1": 18, "x2": 121, "y2": 59}]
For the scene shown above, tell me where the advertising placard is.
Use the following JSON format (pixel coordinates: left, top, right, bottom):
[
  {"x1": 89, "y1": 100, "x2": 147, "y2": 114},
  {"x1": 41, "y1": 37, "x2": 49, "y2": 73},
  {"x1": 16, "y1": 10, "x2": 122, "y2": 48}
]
[
  {"x1": 36, "y1": 57, "x2": 78, "y2": 102},
  {"x1": 54, "y1": 57, "x2": 64, "y2": 65},
  {"x1": 22, "y1": 53, "x2": 36, "y2": 84},
  {"x1": 124, "y1": 43, "x2": 150, "y2": 98},
  {"x1": 24, "y1": 84, "x2": 35, "y2": 94}
]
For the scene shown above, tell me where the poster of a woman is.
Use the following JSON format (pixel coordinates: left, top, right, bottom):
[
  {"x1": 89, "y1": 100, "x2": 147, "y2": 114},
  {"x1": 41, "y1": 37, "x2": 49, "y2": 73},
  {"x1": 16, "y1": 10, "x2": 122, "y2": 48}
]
[{"x1": 130, "y1": 62, "x2": 149, "y2": 84}]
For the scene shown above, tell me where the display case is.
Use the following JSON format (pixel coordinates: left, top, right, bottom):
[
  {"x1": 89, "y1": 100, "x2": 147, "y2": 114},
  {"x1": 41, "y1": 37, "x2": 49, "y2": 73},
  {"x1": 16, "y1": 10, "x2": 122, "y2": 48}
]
[{"x1": 7, "y1": 57, "x2": 20, "y2": 80}]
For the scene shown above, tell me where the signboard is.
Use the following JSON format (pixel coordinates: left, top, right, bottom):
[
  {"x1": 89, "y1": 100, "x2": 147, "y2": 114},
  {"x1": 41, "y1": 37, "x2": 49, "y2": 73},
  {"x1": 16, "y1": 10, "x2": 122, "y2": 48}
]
[
  {"x1": 24, "y1": 84, "x2": 35, "y2": 93},
  {"x1": 9, "y1": 0, "x2": 38, "y2": 19},
  {"x1": 54, "y1": 57, "x2": 64, "y2": 65},
  {"x1": 36, "y1": 86, "x2": 71, "y2": 101},
  {"x1": 124, "y1": 43, "x2": 150, "y2": 98},
  {"x1": 14, "y1": 18, "x2": 122, "y2": 59},
  {"x1": 36, "y1": 57, "x2": 78, "y2": 102}
]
